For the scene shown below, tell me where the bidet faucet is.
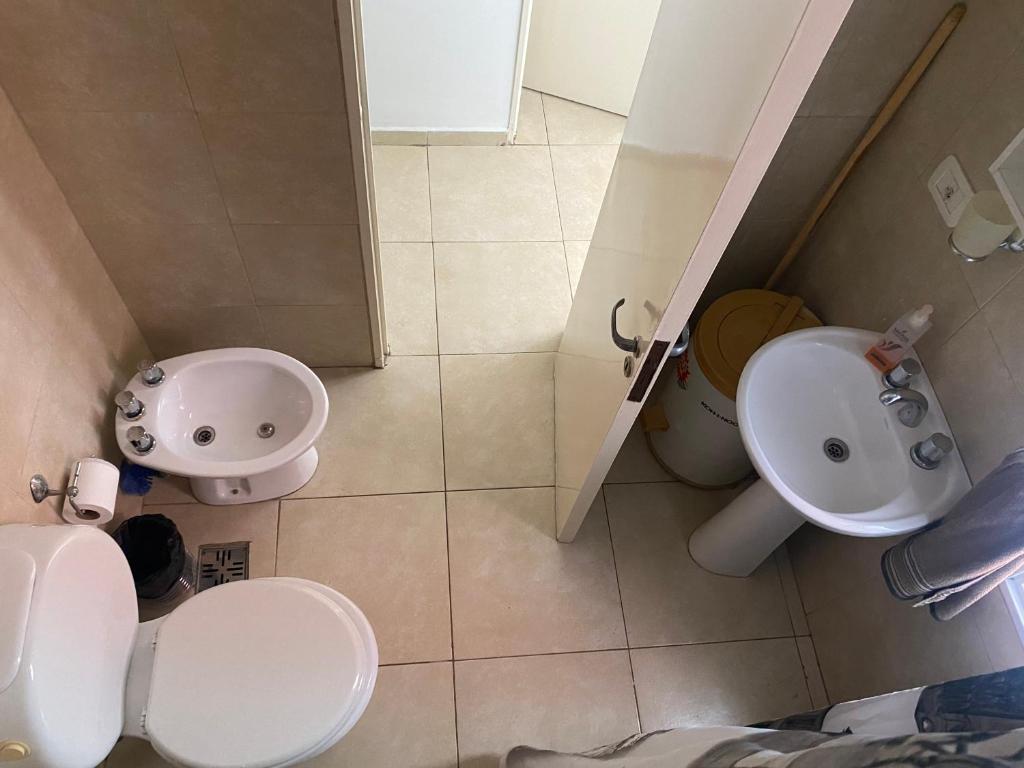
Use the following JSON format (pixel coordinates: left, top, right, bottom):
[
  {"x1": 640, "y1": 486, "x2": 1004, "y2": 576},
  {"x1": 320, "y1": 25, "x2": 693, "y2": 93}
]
[
  {"x1": 115, "y1": 390, "x2": 145, "y2": 420},
  {"x1": 138, "y1": 359, "x2": 165, "y2": 386},
  {"x1": 126, "y1": 425, "x2": 156, "y2": 455},
  {"x1": 879, "y1": 387, "x2": 928, "y2": 428}
]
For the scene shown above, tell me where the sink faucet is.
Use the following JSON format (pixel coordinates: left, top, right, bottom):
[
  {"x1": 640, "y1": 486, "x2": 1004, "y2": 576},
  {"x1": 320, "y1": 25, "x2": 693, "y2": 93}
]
[{"x1": 879, "y1": 387, "x2": 928, "y2": 428}]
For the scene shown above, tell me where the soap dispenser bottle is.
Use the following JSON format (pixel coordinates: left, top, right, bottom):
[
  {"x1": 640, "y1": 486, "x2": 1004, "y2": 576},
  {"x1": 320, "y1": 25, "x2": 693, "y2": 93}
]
[{"x1": 866, "y1": 304, "x2": 933, "y2": 372}]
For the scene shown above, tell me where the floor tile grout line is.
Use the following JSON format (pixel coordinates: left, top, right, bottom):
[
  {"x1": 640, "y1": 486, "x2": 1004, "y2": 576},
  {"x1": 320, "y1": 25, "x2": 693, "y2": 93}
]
[
  {"x1": 538, "y1": 91, "x2": 576, "y2": 299},
  {"x1": 375, "y1": 633, "x2": 809, "y2": 668},
  {"x1": 602, "y1": 484, "x2": 643, "y2": 733}
]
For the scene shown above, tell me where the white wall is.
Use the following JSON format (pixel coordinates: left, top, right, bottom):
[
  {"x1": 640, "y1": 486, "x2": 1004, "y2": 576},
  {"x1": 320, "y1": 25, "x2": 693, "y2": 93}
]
[{"x1": 361, "y1": 0, "x2": 525, "y2": 132}]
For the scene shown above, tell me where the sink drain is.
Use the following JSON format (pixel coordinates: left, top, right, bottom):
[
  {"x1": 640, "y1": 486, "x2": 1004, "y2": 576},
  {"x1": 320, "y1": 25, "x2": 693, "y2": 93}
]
[
  {"x1": 193, "y1": 426, "x2": 216, "y2": 446},
  {"x1": 257, "y1": 422, "x2": 276, "y2": 439},
  {"x1": 823, "y1": 437, "x2": 849, "y2": 463}
]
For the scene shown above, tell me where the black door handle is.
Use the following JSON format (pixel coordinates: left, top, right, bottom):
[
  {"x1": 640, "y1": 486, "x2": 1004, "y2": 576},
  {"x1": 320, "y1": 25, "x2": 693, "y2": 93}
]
[{"x1": 611, "y1": 298, "x2": 641, "y2": 356}]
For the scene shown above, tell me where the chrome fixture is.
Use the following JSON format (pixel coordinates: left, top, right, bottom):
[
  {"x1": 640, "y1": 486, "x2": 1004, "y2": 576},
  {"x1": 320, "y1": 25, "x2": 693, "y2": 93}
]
[
  {"x1": 823, "y1": 437, "x2": 850, "y2": 463},
  {"x1": 257, "y1": 422, "x2": 276, "y2": 439},
  {"x1": 138, "y1": 359, "x2": 165, "y2": 387},
  {"x1": 611, "y1": 298, "x2": 642, "y2": 357},
  {"x1": 126, "y1": 425, "x2": 156, "y2": 455},
  {"x1": 911, "y1": 433, "x2": 954, "y2": 470},
  {"x1": 882, "y1": 358, "x2": 922, "y2": 389},
  {"x1": 29, "y1": 461, "x2": 89, "y2": 517},
  {"x1": 115, "y1": 390, "x2": 145, "y2": 420},
  {"x1": 668, "y1": 324, "x2": 690, "y2": 359},
  {"x1": 879, "y1": 387, "x2": 929, "y2": 428},
  {"x1": 193, "y1": 426, "x2": 216, "y2": 446},
  {"x1": 948, "y1": 230, "x2": 1024, "y2": 263}
]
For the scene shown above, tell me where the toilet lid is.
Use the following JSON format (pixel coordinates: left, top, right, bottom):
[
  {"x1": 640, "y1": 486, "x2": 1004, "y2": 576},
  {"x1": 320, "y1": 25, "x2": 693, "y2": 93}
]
[{"x1": 145, "y1": 578, "x2": 377, "y2": 768}]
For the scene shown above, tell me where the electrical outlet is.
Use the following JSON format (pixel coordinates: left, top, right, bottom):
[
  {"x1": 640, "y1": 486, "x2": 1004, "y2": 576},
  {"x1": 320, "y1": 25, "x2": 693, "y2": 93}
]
[{"x1": 928, "y1": 155, "x2": 973, "y2": 226}]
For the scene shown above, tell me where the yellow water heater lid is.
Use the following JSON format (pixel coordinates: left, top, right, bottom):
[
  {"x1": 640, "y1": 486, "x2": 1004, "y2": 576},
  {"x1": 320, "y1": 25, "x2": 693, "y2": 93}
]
[{"x1": 693, "y1": 289, "x2": 822, "y2": 400}]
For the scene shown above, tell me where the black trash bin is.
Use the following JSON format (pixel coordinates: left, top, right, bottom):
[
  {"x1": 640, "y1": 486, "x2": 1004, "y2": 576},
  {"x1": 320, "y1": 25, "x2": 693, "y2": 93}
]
[{"x1": 112, "y1": 514, "x2": 195, "y2": 602}]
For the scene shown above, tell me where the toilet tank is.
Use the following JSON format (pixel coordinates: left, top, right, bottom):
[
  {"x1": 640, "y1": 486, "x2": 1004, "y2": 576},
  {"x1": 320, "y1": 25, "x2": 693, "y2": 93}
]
[{"x1": 0, "y1": 525, "x2": 138, "y2": 768}]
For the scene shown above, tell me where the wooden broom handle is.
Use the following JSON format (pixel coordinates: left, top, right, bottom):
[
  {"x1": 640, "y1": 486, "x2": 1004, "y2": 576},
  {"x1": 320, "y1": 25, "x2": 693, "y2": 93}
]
[{"x1": 763, "y1": 3, "x2": 966, "y2": 290}]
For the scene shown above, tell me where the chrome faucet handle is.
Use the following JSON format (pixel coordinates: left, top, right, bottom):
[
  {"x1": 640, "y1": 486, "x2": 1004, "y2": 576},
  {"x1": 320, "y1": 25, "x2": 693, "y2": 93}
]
[
  {"x1": 883, "y1": 358, "x2": 921, "y2": 389},
  {"x1": 879, "y1": 387, "x2": 928, "y2": 428},
  {"x1": 126, "y1": 425, "x2": 156, "y2": 455},
  {"x1": 115, "y1": 390, "x2": 145, "y2": 420},
  {"x1": 911, "y1": 433, "x2": 953, "y2": 470},
  {"x1": 138, "y1": 359, "x2": 165, "y2": 386}
]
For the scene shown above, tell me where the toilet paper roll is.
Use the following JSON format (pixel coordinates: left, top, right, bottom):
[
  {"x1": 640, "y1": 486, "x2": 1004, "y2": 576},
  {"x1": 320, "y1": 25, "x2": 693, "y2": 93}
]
[{"x1": 61, "y1": 457, "x2": 119, "y2": 526}]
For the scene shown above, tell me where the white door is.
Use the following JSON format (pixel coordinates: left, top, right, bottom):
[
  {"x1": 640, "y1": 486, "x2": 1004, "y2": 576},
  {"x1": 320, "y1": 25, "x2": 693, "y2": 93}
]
[
  {"x1": 522, "y1": 0, "x2": 661, "y2": 115},
  {"x1": 555, "y1": 0, "x2": 852, "y2": 541}
]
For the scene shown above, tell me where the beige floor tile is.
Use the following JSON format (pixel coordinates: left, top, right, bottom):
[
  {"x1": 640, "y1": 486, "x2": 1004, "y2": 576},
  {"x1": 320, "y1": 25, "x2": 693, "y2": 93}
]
[
  {"x1": 796, "y1": 636, "x2": 830, "y2": 709},
  {"x1": 429, "y1": 146, "x2": 562, "y2": 241},
  {"x1": 542, "y1": 94, "x2": 625, "y2": 145},
  {"x1": 105, "y1": 737, "x2": 173, "y2": 767},
  {"x1": 807, "y1": 575, "x2": 995, "y2": 703},
  {"x1": 295, "y1": 358, "x2": 444, "y2": 497},
  {"x1": 775, "y1": 544, "x2": 810, "y2": 636},
  {"x1": 379, "y1": 242, "x2": 438, "y2": 355},
  {"x1": 434, "y1": 242, "x2": 571, "y2": 353},
  {"x1": 140, "y1": 501, "x2": 279, "y2": 579},
  {"x1": 372, "y1": 145, "x2": 431, "y2": 242},
  {"x1": 143, "y1": 474, "x2": 196, "y2": 505},
  {"x1": 440, "y1": 353, "x2": 554, "y2": 489},
  {"x1": 605, "y1": 483, "x2": 792, "y2": 646},
  {"x1": 562, "y1": 240, "x2": 589, "y2": 296},
  {"x1": 515, "y1": 88, "x2": 548, "y2": 145},
  {"x1": 448, "y1": 487, "x2": 625, "y2": 658},
  {"x1": 278, "y1": 494, "x2": 451, "y2": 664},
  {"x1": 630, "y1": 639, "x2": 810, "y2": 732},
  {"x1": 455, "y1": 651, "x2": 638, "y2": 768},
  {"x1": 307, "y1": 662, "x2": 458, "y2": 768},
  {"x1": 550, "y1": 145, "x2": 617, "y2": 240},
  {"x1": 605, "y1": 422, "x2": 673, "y2": 484},
  {"x1": 260, "y1": 304, "x2": 373, "y2": 367}
]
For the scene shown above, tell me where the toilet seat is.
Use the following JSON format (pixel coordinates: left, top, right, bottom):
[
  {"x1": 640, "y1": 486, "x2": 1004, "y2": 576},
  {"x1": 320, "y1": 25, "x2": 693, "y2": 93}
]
[{"x1": 144, "y1": 578, "x2": 377, "y2": 768}]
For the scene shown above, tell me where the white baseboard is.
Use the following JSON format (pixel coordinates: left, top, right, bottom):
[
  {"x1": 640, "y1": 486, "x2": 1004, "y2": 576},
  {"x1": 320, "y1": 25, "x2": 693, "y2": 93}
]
[{"x1": 371, "y1": 129, "x2": 508, "y2": 146}]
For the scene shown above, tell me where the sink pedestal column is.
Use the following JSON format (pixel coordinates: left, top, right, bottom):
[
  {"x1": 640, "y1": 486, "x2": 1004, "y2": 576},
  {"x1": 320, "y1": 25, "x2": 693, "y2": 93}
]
[{"x1": 689, "y1": 479, "x2": 803, "y2": 577}]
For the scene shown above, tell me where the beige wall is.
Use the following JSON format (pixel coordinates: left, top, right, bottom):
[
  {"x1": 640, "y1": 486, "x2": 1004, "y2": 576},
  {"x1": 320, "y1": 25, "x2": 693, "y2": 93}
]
[
  {"x1": 0, "y1": 82, "x2": 149, "y2": 526},
  {"x1": 708, "y1": 0, "x2": 1024, "y2": 703},
  {"x1": 0, "y1": 0, "x2": 373, "y2": 367}
]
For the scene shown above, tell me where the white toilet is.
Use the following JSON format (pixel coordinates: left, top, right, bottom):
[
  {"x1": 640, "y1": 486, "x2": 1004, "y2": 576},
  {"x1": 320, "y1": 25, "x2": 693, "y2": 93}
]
[
  {"x1": 114, "y1": 348, "x2": 329, "y2": 505},
  {"x1": 0, "y1": 524, "x2": 378, "y2": 768}
]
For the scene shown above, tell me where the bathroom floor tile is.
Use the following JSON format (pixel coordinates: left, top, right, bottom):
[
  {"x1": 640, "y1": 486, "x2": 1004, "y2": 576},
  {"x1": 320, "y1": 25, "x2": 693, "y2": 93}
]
[
  {"x1": 428, "y1": 146, "x2": 562, "y2": 241},
  {"x1": 447, "y1": 487, "x2": 625, "y2": 658},
  {"x1": 604, "y1": 483, "x2": 792, "y2": 646},
  {"x1": 550, "y1": 145, "x2": 617, "y2": 240},
  {"x1": 379, "y1": 242, "x2": 437, "y2": 355},
  {"x1": 562, "y1": 240, "x2": 589, "y2": 296},
  {"x1": 143, "y1": 474, "x2": 196, "y2": 505},
  {"x1": 260, "y1": 304, "x2": 373, "y2": 367},
  {"x1": 630, "y1": 639, "x2": 810, "y2": 732},
  {"x1": 296, "y1": 357, "x2": 444, "y2": 497},
  {"x1": 372, "y1": 145, "x2": 431, "y2": 242},
  {"x1": 455, "y1": 651, "x2": 638, "y2": 768},
  {"x1": 104, "y1": 737, "x2": 173, "y2": 767},
  {"x1": 434, "y1": 241, "x2": 571, "y2": 353},
  {"x1": 141, "y1": 501, "x2": 279, "y2": 579},
  {"x1": 515, "y1": 88, "x2": 548, "y2": 145},
  {"x1": 277, "y1": 494, "x2": 451, "y2": 665},
  {"x1": 605, "y1": 421, "x2": 674, "y2": 484},
  {"x1": 306, "y1": 662, "x2": 458, "y2": 768},
  {"x1": 796, "y1": 636, "x2": 830, "y2": 709},
  {"x1": 440, "y1": 353, "x2": 554, "y2": 490},
  {"x1": 542, "y1": 94, "x2": 625, "y2": 145}
]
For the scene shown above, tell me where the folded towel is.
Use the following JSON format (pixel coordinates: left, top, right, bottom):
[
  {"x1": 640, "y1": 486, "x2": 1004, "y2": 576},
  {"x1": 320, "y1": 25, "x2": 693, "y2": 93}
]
[{"x1": 881, "y1": 447, "x2": 1024, "y2": 621}]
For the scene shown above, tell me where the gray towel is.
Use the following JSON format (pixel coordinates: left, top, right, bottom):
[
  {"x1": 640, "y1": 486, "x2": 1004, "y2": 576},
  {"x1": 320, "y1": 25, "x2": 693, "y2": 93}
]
[{"x1": 881, "y1": 448, "x2": 1024, "y2": 621}]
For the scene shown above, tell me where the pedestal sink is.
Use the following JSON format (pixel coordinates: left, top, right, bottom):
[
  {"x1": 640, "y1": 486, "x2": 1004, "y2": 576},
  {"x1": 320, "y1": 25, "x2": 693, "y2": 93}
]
[{"x1": 688, "y1": 326, "x2": 970, "y2": 577}]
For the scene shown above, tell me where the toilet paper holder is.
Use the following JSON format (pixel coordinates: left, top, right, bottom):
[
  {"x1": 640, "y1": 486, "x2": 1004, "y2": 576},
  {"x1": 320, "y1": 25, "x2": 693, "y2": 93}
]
[{"x1": 30, "y1": 461, "x2": 95, "y2": 519}]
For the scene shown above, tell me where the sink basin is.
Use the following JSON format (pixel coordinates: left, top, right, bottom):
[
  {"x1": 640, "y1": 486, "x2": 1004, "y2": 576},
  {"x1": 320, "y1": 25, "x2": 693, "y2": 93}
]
[{"x1": 689, "y1": 326, "x2": 970, "y2": 577}]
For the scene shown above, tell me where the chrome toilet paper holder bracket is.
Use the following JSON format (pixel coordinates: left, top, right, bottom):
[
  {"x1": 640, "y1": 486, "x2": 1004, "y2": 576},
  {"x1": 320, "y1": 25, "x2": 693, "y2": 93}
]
[{"x1": 30, "y1": 461, "x2": 87, "y2": 517}]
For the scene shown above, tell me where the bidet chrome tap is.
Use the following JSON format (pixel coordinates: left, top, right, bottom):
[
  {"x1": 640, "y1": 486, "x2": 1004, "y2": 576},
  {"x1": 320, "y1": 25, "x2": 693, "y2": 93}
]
[
  {"x1": 911, "y1": 433, "x2": 953, "y2": 470},
  {"x1": 126, "y1": 425, "x2": 156, "y2": 455},
  {"x1": 882, "y1": 358, "x2": 921, "y2": 389},
  {"x1": 879, "y1": 387, "x2": 928, "y2": 428},
  {"x1": 115, "y1": 390, "x2": 145, "y2": 420},
  {"x1": 138, "y1": 359, "x2": 165, "y2": 386}
]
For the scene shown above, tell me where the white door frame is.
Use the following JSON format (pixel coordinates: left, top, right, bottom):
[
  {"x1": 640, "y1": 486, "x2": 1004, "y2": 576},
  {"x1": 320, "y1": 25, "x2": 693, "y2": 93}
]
[
  {"x1": 335, "y1": 0, "x2": 388, "y2": 368},
  {"x1": 506, "y1": 0, "x2": 534, "y2": 144},
  {"x1": 556, "y1": 0, "x2": 853, "y2": 541}
]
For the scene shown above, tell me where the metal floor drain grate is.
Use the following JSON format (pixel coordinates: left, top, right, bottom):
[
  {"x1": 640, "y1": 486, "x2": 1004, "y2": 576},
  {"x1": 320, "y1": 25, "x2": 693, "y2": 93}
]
[{"x1": 196, "y1": 541, "x2": 250, "y2": 593}]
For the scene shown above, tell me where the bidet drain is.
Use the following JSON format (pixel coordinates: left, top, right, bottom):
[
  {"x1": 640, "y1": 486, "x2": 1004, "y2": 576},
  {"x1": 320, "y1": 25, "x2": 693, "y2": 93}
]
[
  {"x1": 257, "y1": 422, "x2": 275, "y2": 438},
  {"x1": 823, "y1": 437, "x2": 849, "y2": 463},
  {"x1": 193, "y1": 426, "x2": 216, "y2": 446}
]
